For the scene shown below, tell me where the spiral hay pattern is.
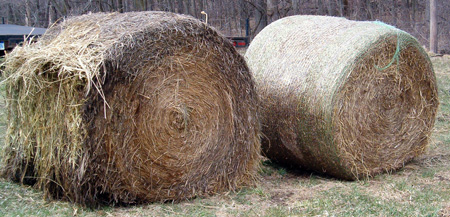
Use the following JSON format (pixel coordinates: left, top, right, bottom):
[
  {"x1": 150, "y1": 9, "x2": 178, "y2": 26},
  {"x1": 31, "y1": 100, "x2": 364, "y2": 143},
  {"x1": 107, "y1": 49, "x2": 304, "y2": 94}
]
[
  {"x1": 1, "y1": 11, "x2": 260, "y2": 205},
  {"x1": 245, "y1": 15, "x2": 438, "y2": 180}
]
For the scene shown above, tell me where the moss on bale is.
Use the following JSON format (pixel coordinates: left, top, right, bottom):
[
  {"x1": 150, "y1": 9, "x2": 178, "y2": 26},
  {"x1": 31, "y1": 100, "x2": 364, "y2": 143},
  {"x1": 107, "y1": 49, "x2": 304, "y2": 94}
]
[
  {"x1": 245, "y1": 15, "x2": 438, "y2": 180},
  {"x1": 1, "y1": 11, "x2": 261, "y2": 206}
]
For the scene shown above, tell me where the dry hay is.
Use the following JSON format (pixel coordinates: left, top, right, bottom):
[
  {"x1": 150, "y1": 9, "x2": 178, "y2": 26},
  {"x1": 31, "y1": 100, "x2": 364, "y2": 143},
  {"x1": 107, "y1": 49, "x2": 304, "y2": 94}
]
[
  {"x1": 245, "y1": 15, "x2": 438, "y2": 180},
  {"x1": 0, "y1": 11, "x2": 260, "y2": 206}
]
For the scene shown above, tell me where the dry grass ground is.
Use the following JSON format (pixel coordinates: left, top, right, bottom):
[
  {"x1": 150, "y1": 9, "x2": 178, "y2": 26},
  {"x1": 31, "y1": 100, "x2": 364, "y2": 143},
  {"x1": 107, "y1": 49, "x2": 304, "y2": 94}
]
[{"x1": 0, "y1": 55, "x2": 450, "y2": 216}]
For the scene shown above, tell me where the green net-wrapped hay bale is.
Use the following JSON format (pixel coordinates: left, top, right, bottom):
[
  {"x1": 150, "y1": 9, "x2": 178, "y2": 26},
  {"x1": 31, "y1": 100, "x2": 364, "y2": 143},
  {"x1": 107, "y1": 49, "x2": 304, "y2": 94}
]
[
  {"x1": 245, "y1": 15, "x2": 438, "y2": 180},
  {"x1": 1, "y1": 11, "x2": 260, "y2": 206}
]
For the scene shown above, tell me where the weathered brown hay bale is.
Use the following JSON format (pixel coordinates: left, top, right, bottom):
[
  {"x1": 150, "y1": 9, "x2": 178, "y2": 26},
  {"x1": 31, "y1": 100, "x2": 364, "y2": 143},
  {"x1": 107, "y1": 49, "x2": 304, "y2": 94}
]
[
  {"x1": 1, "y1": 11, "x2": 260, "y2": 205},
  {"x1": 245, "y1": 15, "x2": 438, "y2": 180}
]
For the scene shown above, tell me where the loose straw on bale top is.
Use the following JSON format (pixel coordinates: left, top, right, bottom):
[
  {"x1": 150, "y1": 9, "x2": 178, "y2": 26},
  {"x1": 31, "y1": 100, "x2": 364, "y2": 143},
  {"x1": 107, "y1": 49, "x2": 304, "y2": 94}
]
[
  {"x1": 245, "y1": 15, "x2": 438, "y2": 180},
  {"x1": 1, "y1": 11, "x2": 260, "y2": 206}
]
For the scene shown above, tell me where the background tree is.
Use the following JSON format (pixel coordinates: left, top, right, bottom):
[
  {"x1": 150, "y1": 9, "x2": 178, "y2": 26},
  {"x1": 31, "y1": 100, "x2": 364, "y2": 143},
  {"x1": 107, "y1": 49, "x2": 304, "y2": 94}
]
[{"x1": 0, "y1": 0, "x2": 448, "y2": 53}]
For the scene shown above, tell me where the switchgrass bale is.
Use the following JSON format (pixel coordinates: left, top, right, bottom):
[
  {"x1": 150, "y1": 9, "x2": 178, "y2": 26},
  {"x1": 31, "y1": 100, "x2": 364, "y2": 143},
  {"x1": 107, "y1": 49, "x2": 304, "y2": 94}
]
[
  {"x1": 245, "y1": 15, "x2": 438, "y2": 180},
  {"x1": 1, "y1": 11, "x2": 260, "y2": 205}
]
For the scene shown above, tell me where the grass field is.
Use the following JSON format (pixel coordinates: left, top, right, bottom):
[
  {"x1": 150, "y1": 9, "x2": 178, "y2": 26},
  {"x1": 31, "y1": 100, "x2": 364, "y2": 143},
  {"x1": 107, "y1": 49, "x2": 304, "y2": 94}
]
[{"x1": 0, "y1": 55, "x2": 449, "y2": 216}]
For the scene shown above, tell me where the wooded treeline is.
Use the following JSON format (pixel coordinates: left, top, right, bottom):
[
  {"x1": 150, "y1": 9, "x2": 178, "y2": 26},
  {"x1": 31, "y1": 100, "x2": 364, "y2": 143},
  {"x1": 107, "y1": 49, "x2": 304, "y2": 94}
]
[{"x1": 1, "y1": 0, "x2": 449, "y2": 53}]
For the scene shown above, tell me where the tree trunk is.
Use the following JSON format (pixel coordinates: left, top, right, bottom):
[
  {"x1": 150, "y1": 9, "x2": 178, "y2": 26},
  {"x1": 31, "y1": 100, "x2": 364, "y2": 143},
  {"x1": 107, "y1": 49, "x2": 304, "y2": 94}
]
[
  {"x1": 402, "y1": 0, "x2": 410, "y2": 26},
  {"x1": 4, "y1": 2, "x2": 10, "y2": 24},
  {"x1": 137, "y1": 0, "x2": 147, "y2": 11},
  {"x1": 151, "y1": 0, "x2": 161, "y2": 11},
  {"x1": 48, "y1": 1, "x2": 56, "y2": 27},
  {"x1": 278, "y1": 0, "x2": 292, "y2": 18},
  {"x1": 36, "y1": 0, "x2": 41, "y2": 26},
  {"x1": 98, "y1": 0, "x2": 104, "y2": 12},
  {"x1": 228, "y1": 7, "x2": 233, "y2": 35},
  {"x1": 254, "y1": 0, "x2": 267, "y2": 36},
  {"x1": 198, "y1": 0, "x2": 203, "y2": 12},
  {"x1": 176, "y1": 0, "x2": 184, "y2": 13},
  {"x1": 183, "y1": 0, "x2": 189, "y2": 14},
  {"x1": 133, "y1": 0, "x2": 141, "y2": 11},
  {"x1": 63, "y1": 0, "x2": 72, "y2": 15},
  {"x1": 9, "y1": 3, "x2": 17, "y2": 24},
  {"x1": 391, "y1": 0, "x2": 397, "y2": 26},
  {"x1": 170, "y1": 0, "x2": 176, "y2": 11},
  {"x1": 430, "y1": 0, "x2": 438, "y2": 53},
  {"x1": 266, "y1": 0, "x2": 276, "y2": 23},
  {"x1": 118, "y1": 0, "x2": 124, "y2": 12},
  {"x1": 189, "y1": 0, "x2": 196, "y2": 17},
  {"x1": 366, "y1": 0, "x2": 373, "y2": 20},
  {"x1": 33, "y1": 0, "x2": 41, "y2": 27},
  {"x1": 292, "y1": 0, "x2": 300, "y2": 14},
  {"x1": 343, "y1": 0, "x2": 349, "y2": 16},
  {"x1": 317, "y1": 0, "x2": 324, "y2": 15},
  {"x1": 337, "y1": 0, "x2": 344, "y2": 16},
  {"x1": 326, "y1": 0, "x2": 334, "y2": 16},
  {"x1": 25, "y1": 0, "x2": 32, "y2": 26}
]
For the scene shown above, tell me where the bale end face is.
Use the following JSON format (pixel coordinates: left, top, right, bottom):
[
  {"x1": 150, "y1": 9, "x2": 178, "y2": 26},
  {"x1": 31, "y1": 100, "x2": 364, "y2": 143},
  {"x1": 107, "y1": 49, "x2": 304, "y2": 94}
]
[{"x1": 332, "y1": 34, "x2": 438, "y2": 179}]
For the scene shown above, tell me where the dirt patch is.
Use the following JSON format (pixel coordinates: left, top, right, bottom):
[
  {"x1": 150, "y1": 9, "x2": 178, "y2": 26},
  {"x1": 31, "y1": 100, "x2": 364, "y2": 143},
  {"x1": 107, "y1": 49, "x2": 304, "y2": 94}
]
[
  {"x1": 270, "y1": 191, "x2": 294, "y2": 205},
  {"x1": 413, "y1": 153, "x2": 450, "y2": 168},
  {"x1": 440, "y1": 205, "x2": 450, "y2": 217},
  {"x1": 435, "y1": 171, "x2": 450, "y2": 183}
]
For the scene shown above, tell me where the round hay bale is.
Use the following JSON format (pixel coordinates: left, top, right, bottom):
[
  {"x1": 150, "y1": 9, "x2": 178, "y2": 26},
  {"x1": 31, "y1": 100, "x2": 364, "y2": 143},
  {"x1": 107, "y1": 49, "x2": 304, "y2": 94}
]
[
  {"x1": 1, "y1": 11, "x2": 260, "y2": 205},
  {"x1": 245, "y1": 15, "x2": 438, "y2": 180}
]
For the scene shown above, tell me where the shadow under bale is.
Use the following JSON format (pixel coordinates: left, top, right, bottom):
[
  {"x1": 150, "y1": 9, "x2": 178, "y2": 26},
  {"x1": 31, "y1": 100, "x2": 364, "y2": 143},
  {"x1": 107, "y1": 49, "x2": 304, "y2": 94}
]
[
  {"x1": 245, "y1": 15, "x2": 438, "y2": 180},
  {"x1": 1, "y1": 11, "x2": 260, "y2": 206}
]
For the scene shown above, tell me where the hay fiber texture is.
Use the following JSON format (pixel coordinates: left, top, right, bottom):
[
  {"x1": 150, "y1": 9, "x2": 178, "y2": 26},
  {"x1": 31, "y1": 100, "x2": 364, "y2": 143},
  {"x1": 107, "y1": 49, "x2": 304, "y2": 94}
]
[
  {"x1": 245, "y1": 15, "x2": 438, "y2": 180},
  {"x1": 1, "y1": 11, "x2": 260, "y2": 206}
]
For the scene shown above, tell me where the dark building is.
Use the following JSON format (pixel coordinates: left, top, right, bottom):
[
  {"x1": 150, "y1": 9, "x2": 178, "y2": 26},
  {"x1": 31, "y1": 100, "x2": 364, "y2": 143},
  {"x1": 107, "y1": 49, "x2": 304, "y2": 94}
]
[{"x1": 0, "y1": 24, "x2": 47, "y2": 56}]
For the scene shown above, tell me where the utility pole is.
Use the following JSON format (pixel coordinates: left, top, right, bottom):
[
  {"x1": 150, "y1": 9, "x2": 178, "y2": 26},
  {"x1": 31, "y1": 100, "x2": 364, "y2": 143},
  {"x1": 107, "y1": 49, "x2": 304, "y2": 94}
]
[{"x1": 430, "y1": 0, "x2": 438, "y2": 53}]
